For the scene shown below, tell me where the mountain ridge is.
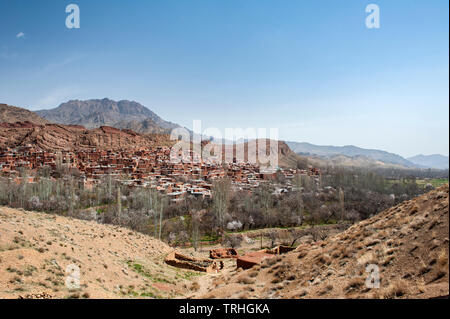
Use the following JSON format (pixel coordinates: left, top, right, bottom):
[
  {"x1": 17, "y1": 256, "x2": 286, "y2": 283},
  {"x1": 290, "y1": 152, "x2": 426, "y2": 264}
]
[
  {"x1": 0, "y1": 122, "x2": 174, "y2": 151},
  {"x1": 0, "y1": 103, "x2": 49, "y2": 125},
  {"x1": 35, "y1": 98, "x2": 180, "y2": 134},
  {"x1": 407, "y1": 154, "x2": 449, "y2": 170},
  {"x1": 286, "y1": 141, "x2": 422, "y2": 168},
  {"x1": 3, "y1": 101, "x2": 446, "y2": 171}
]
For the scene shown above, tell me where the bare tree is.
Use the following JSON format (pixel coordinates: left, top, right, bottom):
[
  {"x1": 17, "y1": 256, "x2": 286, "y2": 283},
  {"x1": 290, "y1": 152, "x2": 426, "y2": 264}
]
[
  {"x1": 296, "y1": 157, "x2": 309, "y2": 170},
  {"x1": 191, "y1": 210, "x2": 202, "y2": 251},
  {"x1": 68, "y1": 176, "x2": 75, "y2": 215},
  {"x1": 339, "y1": 187, "x2": 345, "y2": 221},
  {"x1": 267, "y1": 230, "x2": 278, "y2": 248},
  {"x1": 54, "y1": 152, "x2": 65, "y2": 177},
  {"x1": 258, "y1": 183, "x2": 272, "y2": 227},
  {"x1": 117, "y1": 185, "x2": 122, "y2": 224},
  {"x1": 158, "y1": 194, "x2": 167, "y2": 241},
  {"x1": 212, "y1": 178, "x2": 231, "y2": 229},
  {"x1": 20, "y1": 168, "x2": 29, "y2": 208},
  {"x1": 291, "y1": 177, "x2": 304, "y2": 226},
  {"x1": 222, "y1": 234, "x2": 243, "y2": 249},
  {"x1": 309, "y1": 227, "x2": 328, "y2": 242}
]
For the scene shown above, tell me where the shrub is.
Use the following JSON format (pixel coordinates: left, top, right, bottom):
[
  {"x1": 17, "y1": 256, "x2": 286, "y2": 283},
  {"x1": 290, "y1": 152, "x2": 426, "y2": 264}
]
[{"x1": 222, "y1": 234, "x2": 243, "y2": 249}]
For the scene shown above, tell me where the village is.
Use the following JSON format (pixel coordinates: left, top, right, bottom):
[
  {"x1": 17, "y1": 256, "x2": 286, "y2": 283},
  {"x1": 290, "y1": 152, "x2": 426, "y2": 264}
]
[{"x1": 0, "y1": 145, "x2": 321, "y2": 201}]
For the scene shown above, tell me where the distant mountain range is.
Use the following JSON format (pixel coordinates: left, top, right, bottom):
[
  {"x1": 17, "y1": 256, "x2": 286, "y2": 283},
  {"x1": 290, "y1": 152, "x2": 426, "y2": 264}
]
[
  {"x1": 407, "y1": 154, "x2": 449, "y2": 170},
  {"x1": 36, "y1": 98, "x2": 180, "y2": 134},
  {"x1": 286, "y1": 141, "x2": 448, "y2": 170}
]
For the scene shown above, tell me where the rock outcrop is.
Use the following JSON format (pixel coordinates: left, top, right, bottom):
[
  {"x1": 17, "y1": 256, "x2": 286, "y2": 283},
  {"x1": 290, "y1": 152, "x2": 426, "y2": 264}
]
[
  {"x1": 35, "y1": 98, "x2": 180, "y2": 134},
  {"x1": 0, "y1": 104, "x2": 49, "y2": 125},
  {"x1": 0, "y1": 122, "x2": 174, "y2": 151}
]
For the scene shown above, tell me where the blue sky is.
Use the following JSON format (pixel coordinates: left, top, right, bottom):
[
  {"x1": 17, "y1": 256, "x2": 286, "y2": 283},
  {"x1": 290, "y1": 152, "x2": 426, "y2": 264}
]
[{"x1": 0, "y1": 0, "x2": 448, "y2": 157}]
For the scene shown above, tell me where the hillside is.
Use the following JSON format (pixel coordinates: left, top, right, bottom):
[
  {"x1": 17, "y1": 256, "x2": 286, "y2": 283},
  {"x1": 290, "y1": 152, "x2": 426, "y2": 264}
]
[
  {"x1": 218, "y1": 139, "x2": 294, "y2": 168},
  {"x1": 0, "y1": 104, "x2": 49, "y2": 125},
  {"x1": 0, "y1": 122, "x2": 174, "y2": 151},
  {"x1": 0, "y1": 185, "x2": 447, "y2": 299},
  {"x1": 36, "y1": 98, "x2": 180, "y2": 134},
  {"x1": 286, "y1": 141, "x2": 418, "y2": 168},
  {"x1": 408, "y1": 154, "x2": 449, "y2": 170},
  {"x1": 114, "y1": 118, "x2": 173, "y2": 135},
  {"x1": 310, "y1": 154, "x2": 411, "y2": 169},
  {"x1": 0, "y1": 120, "x2": 295, "y2": 166},
  {"x1": 278, "y1": 151, "x2": 412, "y2": 170},
  {"x1": 0, "y1": 206, "x2": 200, "y2": 299},
  {"x1": 196, "y1": 185, "x2": 449, "y2": 299}
]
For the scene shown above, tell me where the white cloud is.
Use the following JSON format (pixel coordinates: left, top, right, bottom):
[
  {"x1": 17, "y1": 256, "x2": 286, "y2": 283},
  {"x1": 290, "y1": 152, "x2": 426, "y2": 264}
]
[{"x1": 16, "y1": 32, "x2": 25, "y2": 39}]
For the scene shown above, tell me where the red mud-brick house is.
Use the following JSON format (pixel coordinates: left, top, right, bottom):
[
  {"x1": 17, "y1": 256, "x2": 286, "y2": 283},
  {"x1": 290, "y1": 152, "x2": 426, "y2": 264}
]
[{"x1": 0, "y1": 147, "x2": 321, "y2": 196}]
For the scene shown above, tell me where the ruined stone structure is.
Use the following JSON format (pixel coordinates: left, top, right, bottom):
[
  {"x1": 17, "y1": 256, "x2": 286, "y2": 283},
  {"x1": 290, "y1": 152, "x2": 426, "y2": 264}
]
[
  {"x1": 164, "y1": 252, "x2": 223, "y2": 273},
  {"x1": 236, "y1": 245, "x2": 296, "y2": 270},
  {"x1": 209, "y1": 248, "x2": 238, "y2": 259},
  {"x1": 267, "y1": 245, "x2": 296, "y2": 255},
  {"x1": 236, "y1": 251, "x2": 277, "y2": 270}
]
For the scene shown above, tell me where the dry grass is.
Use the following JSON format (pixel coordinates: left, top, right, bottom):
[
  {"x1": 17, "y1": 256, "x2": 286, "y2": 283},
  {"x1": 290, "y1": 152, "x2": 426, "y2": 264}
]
[
  {"x1": 345, "y1": 277, "x2": 365, "y2": 293},
  {"x1": 382, "y1": 255, "x2": 395, "y2": 266},
  {"x1": 190, "y1": 282, "x2": 200, "y2": 291},
  {"x1": 381, "y1": 280, "x2": 409, "y2": 299},
  {"x1": 438, "y1": 249, "x2": 448, "y2": 267},
  {"x1": 318, "y1": 284, "x2": 333, "y2": 295},
  {"x1": 357, "y1": 252, "x2": 377, "y2": 266},
  {"x1": 261, "y1": 257, "x2": 277, "y2": 268},
  {"x1": 417, "y1": 277, "x2": 426, "y2": 293},
  {"x1": 236, "y1": 274, "x2": 256, "y2": 285},
  {"x1": 315, "y1": 253, "x2": 331, "y2": 266},
  {"x1": 418, "y1": 258, "x2": 431, "y2": 275},
  {"x1": 0, "y1": 206, "x2": 189, "y2": 299}
]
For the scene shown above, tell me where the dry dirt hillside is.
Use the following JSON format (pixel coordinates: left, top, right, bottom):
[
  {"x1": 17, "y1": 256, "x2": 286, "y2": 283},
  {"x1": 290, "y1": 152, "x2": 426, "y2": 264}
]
[
  {"x1": 197, "y1": 185, "x2": 449, "y2": 299},
  {"x1": 0, "y1": 207, "x2": 198, "y2": 299},
  {"x1": 0, "y1": 104, "x2": 49, "y2": 125}
]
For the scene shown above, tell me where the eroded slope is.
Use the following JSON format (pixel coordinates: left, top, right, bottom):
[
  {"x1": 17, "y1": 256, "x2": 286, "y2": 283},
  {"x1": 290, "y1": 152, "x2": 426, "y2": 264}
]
[
  {"x1": 197, "y1": 185, "x2": 449, "y2": 299},
  {"x1": 0, "y1": 207, "x2": 197, "y2": 299}
]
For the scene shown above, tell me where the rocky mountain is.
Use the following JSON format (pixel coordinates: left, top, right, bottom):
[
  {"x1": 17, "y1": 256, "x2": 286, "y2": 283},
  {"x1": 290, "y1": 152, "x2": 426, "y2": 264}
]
[
  {"x1": 0, "y1": 103, "x2": 49, "y2": 125},
  {"x1": 114, "y1": 118, "x2": 171, "y2": 135},
  {"x1": 0, "y1": 122, "x2": 174, "y2": 151},
  {"x1": 197, "y1": 185, "x2": 449, "y2": 299},
  {"x1": 286, "y1": 141, "x2": 418, "y2": 168},
  {"x1": 407, "y1": 154, "x2": 449, "y2": 170},
  {"x1": 36, "y1": 98, "x2": 180, "y2": 134}
]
